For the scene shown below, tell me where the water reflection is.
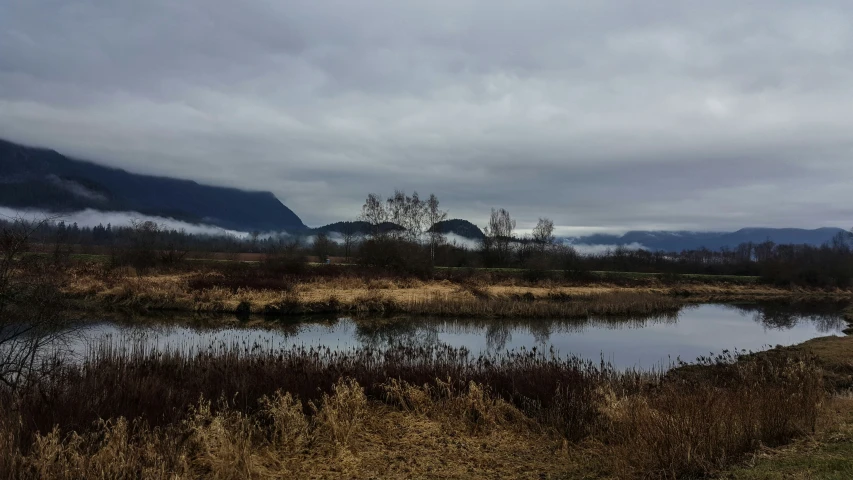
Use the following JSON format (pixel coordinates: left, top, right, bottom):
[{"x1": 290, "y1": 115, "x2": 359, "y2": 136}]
[
  {"x1": 720, "y1": 302, "x2": 847, "y2": 332},
  {"x1": 72, "y1": 303, "x2": 845, "y2": 369},
  {"x1": 349, "y1": 313, "x2": 680, "y2": 353}
]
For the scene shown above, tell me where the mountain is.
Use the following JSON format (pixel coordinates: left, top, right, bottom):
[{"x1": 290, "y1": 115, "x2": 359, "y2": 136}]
[
  {"x1": 568, "y1": 228, "x2": 848, "y2": 252},
  {"x1": 430, "y1": 219, "x2": 485, "y2": 240},
  {"x1": 0, "y1": 138, "x2": 305, "y2": 232}
]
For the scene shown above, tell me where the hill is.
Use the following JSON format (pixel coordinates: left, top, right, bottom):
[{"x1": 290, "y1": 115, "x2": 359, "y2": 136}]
[
  {"x1": 311, "y1": 221, "x2": 403, "y2": 236},
  {"x1": 430, "y1": 219, "x2": 485, "y2": 240},
  {"x1": 568, "y1": 228, "x2": 848, "y2": 251},
  {"x1": 0, "y1": 138, "x2": 305, "y2": 232},
  {"x1": 313, "y1": 219, "x2": 484, "y2": 239}
]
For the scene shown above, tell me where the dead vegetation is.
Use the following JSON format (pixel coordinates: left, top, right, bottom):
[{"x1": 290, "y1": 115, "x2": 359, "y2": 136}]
[
  {"x1": 2, "y1": 256, "x2": 848, "y2": 478},
  {"x1": 0, "y1": 340, "x2": 829, "y2": 479},
  {"x1": 58, "y1": 262, "x2": 844, "y2": 319}
]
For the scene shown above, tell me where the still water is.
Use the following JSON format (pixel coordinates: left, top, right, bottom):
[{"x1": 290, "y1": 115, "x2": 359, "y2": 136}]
[{"x1": 71, "y1": 303, "x2": 846, "y2": 369}]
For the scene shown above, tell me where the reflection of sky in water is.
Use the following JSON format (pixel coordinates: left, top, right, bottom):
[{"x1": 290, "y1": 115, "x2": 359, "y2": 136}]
[{"x1": 73, "y1": 304, "x2": 845, "y2": 369}]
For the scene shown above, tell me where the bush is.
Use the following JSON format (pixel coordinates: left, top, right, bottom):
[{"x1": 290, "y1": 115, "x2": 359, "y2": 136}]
[
  {"x1": 606, "y1": 353, "x2": 824, "y2": 478},
  {"x1": 358, "y1": 237, "x2": 433, "y2": 278}
]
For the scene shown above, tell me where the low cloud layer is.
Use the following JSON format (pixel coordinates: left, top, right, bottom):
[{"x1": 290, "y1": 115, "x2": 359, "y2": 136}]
[
  {"x1": 0, "y1": 204, "x2": 650, "y2": 255},
  {"x1": 2, "y1": 1, "x2": 853, "y2": 232},
  {"x1": 569, "y1": 242, "x2": 647, "y2": 257},
  {"x1": 0, "y1": 207, "x2": 247, "y2": 238}
]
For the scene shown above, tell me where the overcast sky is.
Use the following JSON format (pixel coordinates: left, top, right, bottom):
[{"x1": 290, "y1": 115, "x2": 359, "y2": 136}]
[{"x1": 2, "y1": 1, "x2": 852, "y2": 234}]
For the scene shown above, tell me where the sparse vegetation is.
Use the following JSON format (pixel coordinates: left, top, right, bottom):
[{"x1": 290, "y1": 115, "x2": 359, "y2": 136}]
[{"x1": 58, "y1": 259, "x2": 852, "y2": 318}]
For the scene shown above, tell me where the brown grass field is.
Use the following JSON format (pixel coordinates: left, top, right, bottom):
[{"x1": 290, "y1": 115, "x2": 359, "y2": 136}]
[
  {"x1": 4, "y1": 334, "x2": 853, "y2": 479},
  {"x1": 60, "y1": 262, "x2": 853, "y2": 318}
]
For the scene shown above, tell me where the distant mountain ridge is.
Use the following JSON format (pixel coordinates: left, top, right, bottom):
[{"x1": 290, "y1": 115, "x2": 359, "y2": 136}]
[
  {"x1": 2, "y1": 139, "x2": 845, "y2": 248},
  {"x1": 302, "y1": 220, "x2": 845, "y2": 252},
  {"x1": 0, "y1": 138, "x2": 305, "y2": 232},
  {"x1": 567, "y1": 228, "x2": 848, "y2": 251}
]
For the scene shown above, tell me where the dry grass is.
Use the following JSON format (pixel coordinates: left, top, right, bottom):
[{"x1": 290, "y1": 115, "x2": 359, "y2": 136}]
[
  {"x1": 721, "y1": 393, "x2": 853, "y2": 479},
  {"x1": 0, "y1": 339, "x2": 831, "y2": 479},
  {"x1": 3, "y1": 378, "x2": 569, "y2": 479},
  {"x1": 60, "y1": 264, "x2": 837, "y2": 318},
  {"x1": 759, "y1": 334, "x2": 853, "y2": 391},
  {"x1": 602, "y1": 354, "x2": 824, "y2": 478}
]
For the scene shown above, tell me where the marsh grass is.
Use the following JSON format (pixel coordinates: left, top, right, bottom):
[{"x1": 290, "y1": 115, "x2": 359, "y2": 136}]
[
  {"x1": 604, "y1": 353, "x2": 825, "y2": 478},
  {"x1": 401, "y1": 291, "x2": 682, "y2": 318},
  {"x1": 0, "y1": 339, "x2": 827, "y2": 479},
  {"x1": 72, "y1": 267, "x2": 685, "y2": 318},
  {"x1": 65, "y1": 261, "x2": 836, "y2": 322}
]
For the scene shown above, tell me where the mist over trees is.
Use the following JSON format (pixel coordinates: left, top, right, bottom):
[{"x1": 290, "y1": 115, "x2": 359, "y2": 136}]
[{"x1": 2, "y1": 191, "x2": 853, "y2": 287}]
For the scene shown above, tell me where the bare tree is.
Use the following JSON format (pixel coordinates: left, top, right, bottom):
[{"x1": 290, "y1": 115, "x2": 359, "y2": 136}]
[
  {"x1": 340, "y1": 221, "x2": 361, "y2": 261},
  {"x1": 386, "y1": 190, "x2": 407, "y2": 239},
  {"x1": 515, "y1": 233, "x2": 535, "y2": 265},
  {"x1": 0, "y1": 216, "x2": 76, "y2": 393},
  {"x1": 830, "y1": 230, "x2": 853, "y2": 253},
  {"x1": 110, "y1": 219, "x2": 158, "y2": 272},
  {"x1": 263, "y1": 234, "x2": 306, "y2": 273},
  {"x1": 532, "y1": 217, "x2": 555, "y2": 251},
  {"x1": 402, "y1": 191, "x2": 427, "y2": 242},
  {"x1": 754, "y1": 240, "x2": 776, "y2": 263},
  {"x1": 486, "y1": 208, "x2": 516, "y2": 239},
  {"x1": 483, "y1": 208, "x2": 515, "y2": 265},
  {"x1": 385, "y1": 189, "x2": 427, "y2": 241},
  {"x1": 426, "y1": 194, "x2": 448, "y2": 264},
  {"x1": 160, "y1": 228, "x2": 189, "y2": 265},
  {"x1": 312, "y1": 232, "x2": 334, "y2": 263},
  {"x1": 359, "y1": 193, "x2": 388, "y2": 238}
]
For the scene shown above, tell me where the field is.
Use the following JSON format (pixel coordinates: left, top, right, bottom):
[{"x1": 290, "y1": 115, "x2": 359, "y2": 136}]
[{"x1": 56, "y1": 259, "x2": 844, "y2": 320}]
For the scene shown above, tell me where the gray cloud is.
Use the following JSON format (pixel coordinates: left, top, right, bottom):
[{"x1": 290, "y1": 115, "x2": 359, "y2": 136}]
[{"x1": 2, "y1": 1, "x2": 853, "y2": 233}]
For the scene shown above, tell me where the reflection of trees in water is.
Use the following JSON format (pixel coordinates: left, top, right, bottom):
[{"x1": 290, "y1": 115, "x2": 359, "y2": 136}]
[
  {"x1": 485, "y1": 323, "x2": 512, "y2": 351},
  {"x1": 103, "y1": 312, "x2": 314, "y2": 338},
  {"x1": 721, "y1": 302, "x2": 846, "y2": 333},
  {"x1": 88, "y1": 310, "x2": 681, "y2": 356},
  {"x1": 83, "y1": 301, "x2": 847, "y2": 359},
  {"x1": 353, "y1": 319, "x2": 440, "y2": 350},
  {"x1": 528, "y1": 322, "x2": 552, "y2": 345},
  {"x1": 351, "y1": 311, "x2": 680, "y2": 353}
]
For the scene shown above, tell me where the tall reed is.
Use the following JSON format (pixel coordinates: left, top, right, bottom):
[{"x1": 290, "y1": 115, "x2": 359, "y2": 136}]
[{"x1": 0, "y1": 341, "x2": 826, "y2": 479}]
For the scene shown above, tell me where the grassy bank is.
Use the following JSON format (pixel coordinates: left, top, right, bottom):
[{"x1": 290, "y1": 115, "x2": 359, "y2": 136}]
[
  {"x1": 1, "y1": 339, "x2": 832, "y2": 479},
  {"x1": 59, "y1": 262, "x2": 851, "y2": 318},
  {"x1": 717, "y1": 334, "x2": 853, "y2": 479}
]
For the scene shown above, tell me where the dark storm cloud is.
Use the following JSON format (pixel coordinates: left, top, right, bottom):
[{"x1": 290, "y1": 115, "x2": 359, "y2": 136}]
[{"x1": 1, "y1": 0, "x2": 853, "y2": 233}]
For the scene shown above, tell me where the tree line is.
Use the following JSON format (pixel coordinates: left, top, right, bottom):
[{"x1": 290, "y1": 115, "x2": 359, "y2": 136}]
[{"x1": 3, "y1": 195, "x2": 853, "y2": 287}]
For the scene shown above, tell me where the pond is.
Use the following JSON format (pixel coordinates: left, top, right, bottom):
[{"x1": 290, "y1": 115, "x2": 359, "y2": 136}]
[{"x1": 67, "y1": 302, "x2": 847, "y2": 369}]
